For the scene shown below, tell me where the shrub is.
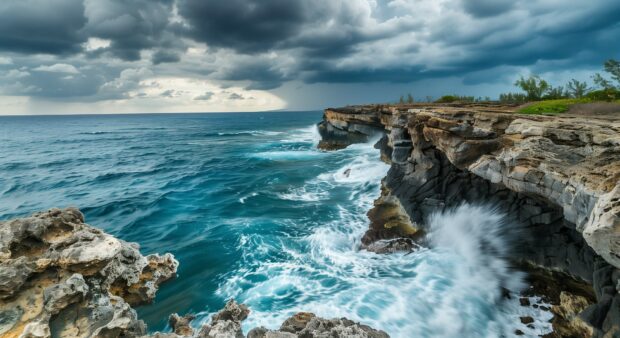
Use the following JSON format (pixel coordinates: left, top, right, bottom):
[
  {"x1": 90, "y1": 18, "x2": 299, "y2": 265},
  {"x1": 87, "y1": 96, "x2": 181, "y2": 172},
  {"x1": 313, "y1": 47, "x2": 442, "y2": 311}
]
[
  {"x1": 542, "y1": 85, "x2": 567, "y2": 100},
  {"x1": 586, "y1": 88, "x2": 620, "y2": 101},
  {"x1": 518, "y1": 98, "x2": 589, "y2": 115},
  {"x1": 499, "y1": 93, "x2": 528, "y2": 104},
  {"x1": 435, "y1": 95, "x2": 475, "y2": 103}
]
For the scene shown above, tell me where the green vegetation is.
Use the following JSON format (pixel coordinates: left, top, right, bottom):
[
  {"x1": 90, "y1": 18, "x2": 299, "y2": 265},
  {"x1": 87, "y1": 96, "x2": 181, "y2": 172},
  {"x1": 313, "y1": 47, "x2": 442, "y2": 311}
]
[
  {"x1": 514, "y1": 75, "x2": 549, "y2": 100},
  {"x1": 498, "y1": 59, "x2": 620, "y2": 114},
  {"x1": 435, "y1": 95, "x2": 490, "y2": 103},
  {"x1": 566, "y1": 79, "x2": 589, "y2": 98},
  {"x1": 518, "y1": 99, "x2": 589, "y2": 115},
  {"x1": 499, "y1": 93, "x2": 527, "y2": 104},
  {"x1": 397, "y1": 60, "x2": 620, "y2": 113}
]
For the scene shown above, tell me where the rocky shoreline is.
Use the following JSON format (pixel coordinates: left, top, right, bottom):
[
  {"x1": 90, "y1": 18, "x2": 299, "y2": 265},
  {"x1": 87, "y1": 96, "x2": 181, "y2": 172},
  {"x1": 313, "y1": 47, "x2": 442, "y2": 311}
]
[
  {"x1": 0, "y1": 208, "x2": 389, "y2": 338},
  {"x1": 317, "y1": 102, "x2": 620, "y2": 337},
  {"x1": 2, "y1": 102, "x2": 618, "y2": 337}
]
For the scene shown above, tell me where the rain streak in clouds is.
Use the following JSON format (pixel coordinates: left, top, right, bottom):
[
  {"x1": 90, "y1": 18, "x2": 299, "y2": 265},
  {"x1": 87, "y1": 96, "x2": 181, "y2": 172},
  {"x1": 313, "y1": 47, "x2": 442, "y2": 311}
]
[{"x1": 0, "y1": 0, "x2": 619, "y2": 113}]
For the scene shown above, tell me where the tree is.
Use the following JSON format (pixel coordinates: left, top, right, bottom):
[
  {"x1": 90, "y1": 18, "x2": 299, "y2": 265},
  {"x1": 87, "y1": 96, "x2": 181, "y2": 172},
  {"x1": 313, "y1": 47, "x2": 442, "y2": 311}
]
[
  {"x1": 544, "y1": 85, "x2": 566, "y2": 100},
  {"x1": 406, "y1": 93, "x2": 414, "y2": 104},
  {"x1": 566, "y1": 79, "x2": 589, "y2": 98},
  {"x1": 514, "y1": 75, "x2": 549, "y2": 100},
  {"x1": 592, "y1": 59, "x2": 620, "y2": 90},
  {"x1": 592, "y1": 73, "x2": 614, "y2": 90},
  {"x1": 399, "y1": 95, "x2": 404, "y2": 104},
  {"x1": 499, "y1": 93, "x2": 527, "y2": 104},
  {"x1": 603, "y1": 59, "x2": 620, "y2": 85}
]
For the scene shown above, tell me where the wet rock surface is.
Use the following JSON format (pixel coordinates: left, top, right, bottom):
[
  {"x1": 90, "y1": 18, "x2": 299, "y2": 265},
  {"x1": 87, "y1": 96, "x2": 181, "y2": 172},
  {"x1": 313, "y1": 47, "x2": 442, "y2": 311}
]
[
  {"x1": 152, "y1": 300, "x2": 390, "y2": 338},
  {"x1": 0, "y1": 207, "x2": 179, "y2": 338},
  {"x1": 319, "y1": 103, "x2": 620, "y2": 337},
  {"x1": 1, "y1": 209, "x2": 388, "y2": 338}
]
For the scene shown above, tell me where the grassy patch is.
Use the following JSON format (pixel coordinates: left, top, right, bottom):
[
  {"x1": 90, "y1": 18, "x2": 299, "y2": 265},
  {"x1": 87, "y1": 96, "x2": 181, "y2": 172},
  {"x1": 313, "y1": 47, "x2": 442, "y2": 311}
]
[{"x1": 518, "y1": 98, "x2": 590, "y2": 115}]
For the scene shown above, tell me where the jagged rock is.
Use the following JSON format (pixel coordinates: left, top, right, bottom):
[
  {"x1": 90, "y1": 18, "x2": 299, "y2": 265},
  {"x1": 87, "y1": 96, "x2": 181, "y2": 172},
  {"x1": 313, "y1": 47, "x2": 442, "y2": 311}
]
[
  {"x1": 249, "y1": 311, "x2": 389, "y2": 338},
  {"x1": 1, "y1": 209, "x2": 388, "y2": 338},
  {"x1": 363, "y1": 238, "x2": 420, "y2": 254},
  {"x1": 169, "y1": 314, "x2": 196, "y2": 336},
  {"x1": 549, "y1": 292, "x2": 594, "y2": 337},
  {"x1": 43, "y1": 273, "x2": 89, "y2": 315},
  {"x1": 0, "y1": 208, "x2": 178, "y2": 337},
  {"x1": 318, "y1": 103, "x2": 620, "y2": 337},
  {"x1": 155, "y1": 302, "x2": 389, "y2": 338},
  {"x1": 360, "y1": 186, "x2": 422, "y2": 252}
]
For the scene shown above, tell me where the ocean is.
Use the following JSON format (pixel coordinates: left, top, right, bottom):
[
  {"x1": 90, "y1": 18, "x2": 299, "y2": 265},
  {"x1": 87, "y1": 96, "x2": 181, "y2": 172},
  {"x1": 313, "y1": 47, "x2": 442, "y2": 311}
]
[{"x1": 0, "y1": 111, "x2": 551, "y2": 337}]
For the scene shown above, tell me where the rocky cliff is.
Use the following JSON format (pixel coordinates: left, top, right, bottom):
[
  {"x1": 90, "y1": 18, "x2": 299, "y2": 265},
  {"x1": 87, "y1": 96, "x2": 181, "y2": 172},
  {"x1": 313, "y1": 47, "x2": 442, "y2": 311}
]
[
  {"x1": 0, "y1": 208, "x2": 388, "y2": 338},
  {"x1": 318, "y1": 103, "x2": 620, "y2": 337}
]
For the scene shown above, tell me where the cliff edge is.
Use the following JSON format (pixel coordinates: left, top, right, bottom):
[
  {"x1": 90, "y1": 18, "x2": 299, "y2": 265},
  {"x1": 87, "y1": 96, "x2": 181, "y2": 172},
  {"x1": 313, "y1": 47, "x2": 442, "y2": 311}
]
[{"x1": 318, "y1": 103, "x2": 620, "y2": 337}]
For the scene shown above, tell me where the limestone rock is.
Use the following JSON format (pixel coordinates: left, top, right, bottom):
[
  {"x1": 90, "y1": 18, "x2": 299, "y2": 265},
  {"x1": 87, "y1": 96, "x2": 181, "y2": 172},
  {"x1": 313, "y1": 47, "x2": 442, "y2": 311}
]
[
  {"x1": 0, "y1": 208, "x2": 178, "y2": 338},
  {"x1": 318, "y1": 102, "x2": 620, "y2": 337},
  {"x1": 247, "y1": 311, "x2": 389, "y2": 338},
  {"x1": 153, "y1": 301, "x2": 389, "y2": 338}
]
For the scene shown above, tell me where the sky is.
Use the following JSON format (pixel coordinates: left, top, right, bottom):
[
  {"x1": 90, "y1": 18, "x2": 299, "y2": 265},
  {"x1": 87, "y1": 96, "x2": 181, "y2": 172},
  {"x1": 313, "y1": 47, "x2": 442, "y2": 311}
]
[{"x1": 0, "y1": 0, "x2": 619, "y2": 115}]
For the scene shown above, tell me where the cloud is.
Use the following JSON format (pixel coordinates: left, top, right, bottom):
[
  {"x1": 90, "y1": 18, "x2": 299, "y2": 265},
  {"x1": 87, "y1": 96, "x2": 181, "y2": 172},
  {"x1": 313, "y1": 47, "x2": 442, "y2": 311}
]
[
  {"x1": 83, "y1": 0, "x2": 181, "y2": 61},
  {"x1": 33, "y1": 63, "x2": 80, "y2": 74},
  {"x1": 228, "y1": 93, "x2": 245, "y2": 100},
  {"x1": 1, "y1": 0, "x2": 620, "y2": 111},
  {"x1": 152, "y1": 50, "x2": 181, "y2": 65},
  {"x1": 461, "y1": 0, "x2": 514, "y2": 18},
  {"x1": 0, "y1": 0, "x2": 87, "y2": 55},
  {"x1": 177, "y1": 0, "x2": 307, "y2": 53},
  {"x1": 194, "y1": 91, "x2": 214, "y2": 100},
  {"x1": 160, "y1": 89, "x2": 174, "y2": 97}
]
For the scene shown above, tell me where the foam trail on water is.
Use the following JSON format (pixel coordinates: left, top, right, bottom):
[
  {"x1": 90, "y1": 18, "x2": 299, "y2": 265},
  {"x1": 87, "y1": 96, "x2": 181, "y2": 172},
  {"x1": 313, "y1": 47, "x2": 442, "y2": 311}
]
[{"x1": 210, "y1": 129, "x2": 551, "y2": 338}]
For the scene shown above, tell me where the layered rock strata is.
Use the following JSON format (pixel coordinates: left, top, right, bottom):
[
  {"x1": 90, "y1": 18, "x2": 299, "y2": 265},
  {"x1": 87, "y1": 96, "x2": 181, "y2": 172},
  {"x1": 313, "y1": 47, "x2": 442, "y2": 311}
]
[{"x1": 318, "y1": 103, "x2": 620, "y2": 337}]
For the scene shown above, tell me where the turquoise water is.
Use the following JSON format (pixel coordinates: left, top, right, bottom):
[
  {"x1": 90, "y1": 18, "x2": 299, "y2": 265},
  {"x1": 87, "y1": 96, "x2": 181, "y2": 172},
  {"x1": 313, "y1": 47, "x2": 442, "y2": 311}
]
[{"x1": 0, "y1": 112, "x2": 551, "y2": 337}]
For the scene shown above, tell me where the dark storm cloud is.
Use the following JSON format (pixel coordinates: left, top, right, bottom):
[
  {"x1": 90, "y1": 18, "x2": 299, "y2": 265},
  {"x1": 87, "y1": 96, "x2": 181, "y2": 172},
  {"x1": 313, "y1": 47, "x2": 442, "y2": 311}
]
[
  {"x1": 0, "y1": 0, "x2": 87, "y2": 55},
  {"x1": 85, "y1": 0, "x2": 180, "y2": 61},
  {"x1": 152, "y1": 50, "x2": 181, "y2": 65},
  {"x1": 461, "y1": 0, "x2": 514, "y2": 18},
  {"x1": 214, "y1": 57, "x2": 289, "y2": 90},
  {"x1": 177, "y1": 0, "x2": 307, "y2": 53},
  {"x1": 0, "y1": 0, "x2": 181, "y2": 61},
  {"x1": 4, "y1": 66, "x2": 106, "y2": 98},
  {"x1": 1, "y1": 0, "x2": 620, "y2": 103}
]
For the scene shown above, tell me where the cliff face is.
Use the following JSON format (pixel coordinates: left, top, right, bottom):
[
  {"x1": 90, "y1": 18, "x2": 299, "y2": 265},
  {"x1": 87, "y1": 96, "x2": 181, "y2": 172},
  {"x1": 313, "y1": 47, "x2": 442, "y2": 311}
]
[{"x1": 319, "y1": 103, "x2": 620, "y2": 337}]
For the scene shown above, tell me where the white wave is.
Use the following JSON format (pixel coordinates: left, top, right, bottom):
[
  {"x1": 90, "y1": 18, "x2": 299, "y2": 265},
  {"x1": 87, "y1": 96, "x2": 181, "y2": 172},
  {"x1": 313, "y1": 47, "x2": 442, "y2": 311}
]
[
  {"x1": 280, "y1": 125, "x2": 321, "y2": 145},
  {"x1": 251, "y1": 150, "x2": 326, "y2": 161},
  {"x1": 211, "y1": 131, "x2": 551, "y2": 338},
  {"x1": 218, "y1": 130, "x2": 284, "y2": 136},
  {"x1": 277, "y1": 186, "x2": 328, "y2": 202},
  {"x1": 239, "y1": 192, "x2": 258, "y2": 204}
]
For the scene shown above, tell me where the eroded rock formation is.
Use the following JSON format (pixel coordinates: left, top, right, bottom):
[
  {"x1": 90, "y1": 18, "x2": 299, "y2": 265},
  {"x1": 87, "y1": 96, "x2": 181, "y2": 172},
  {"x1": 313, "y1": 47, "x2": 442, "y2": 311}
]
[
  {"x1": 0, "y1": 207, "x2": 178, "y2": 338},
  {"x1": 0, "y1": 208, "x2": 388, "y2": 338},
  {"x1": 318, "y1": 103, "x2": 620, "y2": 337},
  {"x1": 149, "y1": 299, "x2": 390, "y2": 338}
]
